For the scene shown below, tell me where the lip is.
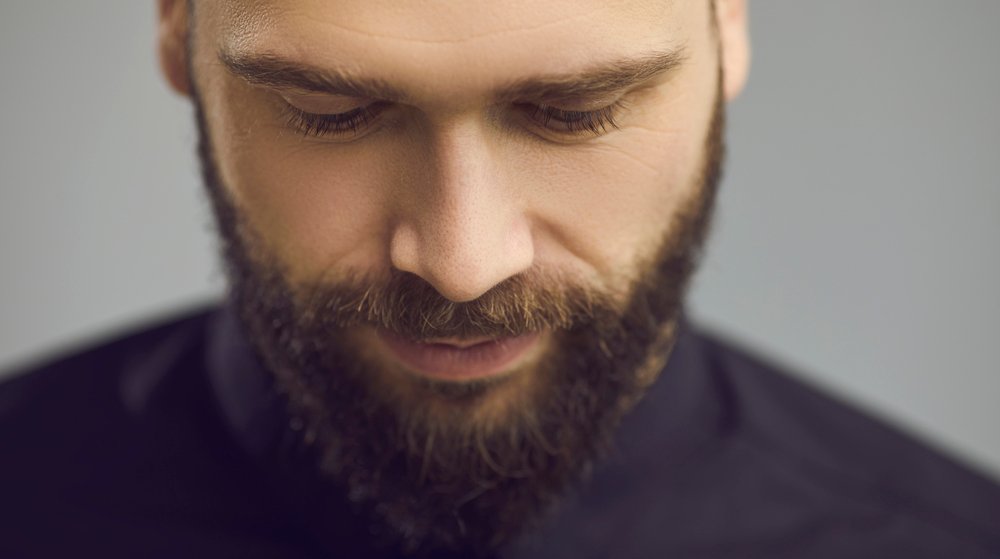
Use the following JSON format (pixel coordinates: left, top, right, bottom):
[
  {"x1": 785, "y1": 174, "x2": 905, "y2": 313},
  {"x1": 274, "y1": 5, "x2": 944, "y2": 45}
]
[{"x1": 375, "y1": 330, "x2": 541, "y2": 381}]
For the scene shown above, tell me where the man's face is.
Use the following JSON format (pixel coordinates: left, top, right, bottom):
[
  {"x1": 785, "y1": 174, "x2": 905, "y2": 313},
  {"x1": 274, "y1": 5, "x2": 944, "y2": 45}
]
[
  {"x1": 176, "y1": 0, "x2": 747, "y2": 303},
  {"x1": 161, "y1": 0, "x2": 747, "y2": 554}
]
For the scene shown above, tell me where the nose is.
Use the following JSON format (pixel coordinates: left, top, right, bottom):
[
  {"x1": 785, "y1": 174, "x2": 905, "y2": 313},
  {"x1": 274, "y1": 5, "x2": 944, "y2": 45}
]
[{"x1": 389, "y1": 122, "x2": 534, "y2": 303}]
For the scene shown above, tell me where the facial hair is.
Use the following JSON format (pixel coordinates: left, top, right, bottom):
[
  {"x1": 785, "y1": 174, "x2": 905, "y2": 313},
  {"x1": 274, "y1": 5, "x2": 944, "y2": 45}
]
[{"x1": 192, "y1": 76, "x2": 724, "y2": 556}]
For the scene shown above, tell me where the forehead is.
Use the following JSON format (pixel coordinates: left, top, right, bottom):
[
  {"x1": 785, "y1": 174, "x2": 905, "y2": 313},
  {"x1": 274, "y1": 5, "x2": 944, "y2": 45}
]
[{"x1": 203, "y1": 0, "x2": 701, "y2": 102}]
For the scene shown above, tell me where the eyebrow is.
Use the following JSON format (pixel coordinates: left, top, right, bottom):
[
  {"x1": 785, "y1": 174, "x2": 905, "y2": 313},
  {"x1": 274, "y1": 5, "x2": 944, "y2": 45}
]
[
  {"x1": 495, "y1": 49, "x2": 688, "y2": 103},
  {"x1": 218, "y1": 47, "x2": 688, "y2": 104}
]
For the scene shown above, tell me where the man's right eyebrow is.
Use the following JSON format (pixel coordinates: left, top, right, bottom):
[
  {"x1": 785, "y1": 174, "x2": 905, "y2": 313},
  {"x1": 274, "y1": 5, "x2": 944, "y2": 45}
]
[{"x1": 218, "y1": 51, "x2": 411, "y2": 102}]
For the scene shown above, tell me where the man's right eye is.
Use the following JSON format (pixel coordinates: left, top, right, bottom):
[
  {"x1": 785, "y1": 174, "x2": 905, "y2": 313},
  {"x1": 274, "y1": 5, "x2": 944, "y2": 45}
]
[
  {"x1": 283, "y1": 104, "x2": 385, "y2": 138},
  {"x1": 276, "y1": 91, "x2": 388, "y2": 139}
]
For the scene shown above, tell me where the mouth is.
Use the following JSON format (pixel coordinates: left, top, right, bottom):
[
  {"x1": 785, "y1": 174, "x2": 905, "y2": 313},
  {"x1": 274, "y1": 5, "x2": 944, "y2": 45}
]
[{"x1": 375, "y1": 330, "x2": 542, "y2": 382}]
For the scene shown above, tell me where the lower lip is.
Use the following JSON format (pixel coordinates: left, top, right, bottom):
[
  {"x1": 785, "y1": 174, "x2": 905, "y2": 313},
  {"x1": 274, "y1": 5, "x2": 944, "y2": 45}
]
[{"x1": 376, "y1": 331, "x2": 541, "y2": 381}]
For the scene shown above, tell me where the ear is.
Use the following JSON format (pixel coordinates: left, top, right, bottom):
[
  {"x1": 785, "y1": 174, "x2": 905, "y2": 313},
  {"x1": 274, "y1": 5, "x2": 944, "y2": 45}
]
[
  {"x1": 714, "y1": 0, "x2": 751, "y2": 101},
  {"x1": 158, "y1": 0, "x2": 192, "y2": 96}
]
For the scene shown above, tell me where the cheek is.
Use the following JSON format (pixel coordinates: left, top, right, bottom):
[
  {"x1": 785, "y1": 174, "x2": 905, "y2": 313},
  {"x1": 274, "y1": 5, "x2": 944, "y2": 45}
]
[
  {"x1": 209, "y1": 89, "x2": 396, "y2": 281},
  {"x1": 519, "y1": 120, "x2": 707, "y2": 284},
  {"x1": 517, "y1": 54, "x2": 718, "y2": 286}
]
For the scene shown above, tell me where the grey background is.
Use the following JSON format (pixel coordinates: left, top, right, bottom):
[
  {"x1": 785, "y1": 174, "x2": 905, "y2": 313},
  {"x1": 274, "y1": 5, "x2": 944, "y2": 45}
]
[{"x1": 1, "y1": 2, "x2": 998, "y2": 480}]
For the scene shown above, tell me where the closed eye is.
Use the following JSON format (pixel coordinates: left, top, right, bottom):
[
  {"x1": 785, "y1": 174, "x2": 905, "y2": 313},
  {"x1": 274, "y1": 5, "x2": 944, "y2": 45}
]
[
  {"x1": 517, "y1": 101, "x2": 627, "y2": 136},
  {"x1": 278, "y1": 98, "x2": 627, "y2": 140},
  {"x1": 282, "y1": 102, "x2": 388, "y2": 137}
]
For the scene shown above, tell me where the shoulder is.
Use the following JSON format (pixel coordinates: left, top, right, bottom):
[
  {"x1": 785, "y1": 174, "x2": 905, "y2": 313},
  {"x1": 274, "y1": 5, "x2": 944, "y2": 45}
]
[
  {"x1": 0, "y1": 305, "x2": 215, "y2": 432},
  {"x1": 670, "y1": 323, "x2": 1000, "y2": 557},
  {"x1": 696, "y1": 326, "x2": 1000, "y2": 504},
  {"x1": 0, "y1": 304, "x2": 219, "y2": 481},
  {"x1": 0, "y1": 305, "x2": 268, "y2": 556}
]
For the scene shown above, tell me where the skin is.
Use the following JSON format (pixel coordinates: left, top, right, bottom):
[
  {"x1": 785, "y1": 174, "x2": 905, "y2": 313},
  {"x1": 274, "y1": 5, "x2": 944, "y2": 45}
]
[{"x1": 158, "y1": 0, "x2": 749, "y2": 301}]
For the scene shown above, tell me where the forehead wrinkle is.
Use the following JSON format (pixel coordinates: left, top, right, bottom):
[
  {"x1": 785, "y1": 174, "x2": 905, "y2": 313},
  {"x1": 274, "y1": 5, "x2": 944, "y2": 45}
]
[
  {"x1": 211, "y1": 0, "x2": 689, "y2": 60},
  {"x1": 212, "y1": 0, "x2": 284, "y2": 52},
  {"x1": 210, "y1": 0, "x2": 693, "y2": 108},
  {"x1": 274, "y1": 0, "x2": 635, "y2": 46}
]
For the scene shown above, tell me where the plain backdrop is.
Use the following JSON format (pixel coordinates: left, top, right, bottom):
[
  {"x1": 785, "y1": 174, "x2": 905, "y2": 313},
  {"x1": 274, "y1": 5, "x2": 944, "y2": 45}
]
[{"x1": 1, "y1": 2, "x2": 998, "y2": 480}]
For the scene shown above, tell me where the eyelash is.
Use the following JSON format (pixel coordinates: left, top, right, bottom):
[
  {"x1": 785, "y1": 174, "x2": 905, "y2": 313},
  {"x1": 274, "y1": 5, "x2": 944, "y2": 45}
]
[
  {"x1": 282, "y1": 101, "x2": 626, "y2": 139},
  {"x1": 519, "y1": 102, "x2": 626, "y2": 136},
  {"x1": 284, "y1": 104, "x2": 382, "y2": 137}
]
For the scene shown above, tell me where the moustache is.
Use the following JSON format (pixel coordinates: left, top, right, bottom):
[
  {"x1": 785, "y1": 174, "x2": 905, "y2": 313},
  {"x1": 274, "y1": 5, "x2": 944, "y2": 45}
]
[{"x1": 293, "y1": 269, "x2": 612, "y2": 340}]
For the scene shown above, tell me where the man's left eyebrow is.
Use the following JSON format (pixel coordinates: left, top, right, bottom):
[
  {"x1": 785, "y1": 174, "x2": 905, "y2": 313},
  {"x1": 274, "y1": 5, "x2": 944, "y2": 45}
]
[{"x1": 494, "y1": 48, "x2": 689, "y2": 103}]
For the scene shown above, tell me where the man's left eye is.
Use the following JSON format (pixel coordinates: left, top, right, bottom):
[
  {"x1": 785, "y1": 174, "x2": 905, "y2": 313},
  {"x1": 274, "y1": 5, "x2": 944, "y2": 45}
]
[{"x1": 517, "y1": 102, "x2": 625, "y2": 136}]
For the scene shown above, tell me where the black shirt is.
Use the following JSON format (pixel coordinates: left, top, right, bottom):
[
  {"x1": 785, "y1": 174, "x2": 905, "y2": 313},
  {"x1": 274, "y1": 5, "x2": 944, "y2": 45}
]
[{"x1": 2, "y1": 305, "x2": 998, "y2": 558}]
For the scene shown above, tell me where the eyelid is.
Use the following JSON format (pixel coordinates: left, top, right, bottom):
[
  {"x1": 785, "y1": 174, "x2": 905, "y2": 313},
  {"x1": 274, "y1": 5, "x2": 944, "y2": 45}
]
[
  {"x1": 531, "y1": 94, "x2": 623, "y2": 112},
  {"x1": 518, "y1": 99, "x2": 628, "y2": 137},
  {"x1": 273, "y1": 88, "x2": 628, "y2": 140},
  {"x1": 279, "y1": 91, "x2": 373, "y2": 115}
]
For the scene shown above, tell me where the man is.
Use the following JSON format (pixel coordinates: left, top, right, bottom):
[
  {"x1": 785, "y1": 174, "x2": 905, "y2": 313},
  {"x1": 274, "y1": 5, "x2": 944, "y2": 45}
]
[{"x1": 2, "y1": 0, "x2": 998, "y2": 557}]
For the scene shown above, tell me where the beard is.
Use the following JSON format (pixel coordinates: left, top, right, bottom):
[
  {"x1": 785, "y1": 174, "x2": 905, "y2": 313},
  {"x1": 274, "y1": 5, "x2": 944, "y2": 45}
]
[{"x1": 192, "y1": 81, "x2": 724, "y2": 556}]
